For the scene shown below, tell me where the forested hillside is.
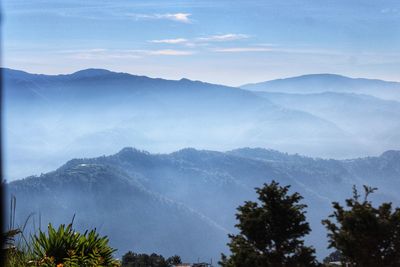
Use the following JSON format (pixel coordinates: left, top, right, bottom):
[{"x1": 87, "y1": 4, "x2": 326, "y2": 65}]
[{"x1": 6, "y1": 147, "x2": 400, "y2": 261}]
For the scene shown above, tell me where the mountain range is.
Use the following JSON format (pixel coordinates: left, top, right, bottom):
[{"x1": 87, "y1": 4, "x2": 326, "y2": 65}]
[
  {"x1": 4, "y1": 68, "x2": 400, "y2": 261},
  {"x1": 6, "y1": 147, "x2": 400, "y2": 261},
  {"x1": 3, "y1": 68, "x2": 400, "y2": 180},
  {"x1": 241, "y1": 73, "x2": 400, "y2": 101}
]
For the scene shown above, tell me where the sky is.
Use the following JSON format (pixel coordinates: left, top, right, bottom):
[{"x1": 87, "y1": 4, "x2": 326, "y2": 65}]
[{"x1": 2, "y1": 0, "x2": 400, "y2": 86}]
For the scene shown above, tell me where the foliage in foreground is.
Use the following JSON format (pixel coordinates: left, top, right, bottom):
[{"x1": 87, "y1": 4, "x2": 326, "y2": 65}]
[
  {"x1": 34, "y1": 223, "x2": 120, "y2": 266},
  {"x1": 4, "y1": 222, "x2": 120, "y2": 267},
  {"x1": 322, "y1": 250, "x2": 342, "y2": 265},
  {"x1": 220, "y1": 180, "x2": 320, "y2": 267},
  {"x1": 323, "y1": 185, "x2": 400, "y2": 267},
  {"x1": 5, "y1": 182, "x2": 400, "y2": 267}
]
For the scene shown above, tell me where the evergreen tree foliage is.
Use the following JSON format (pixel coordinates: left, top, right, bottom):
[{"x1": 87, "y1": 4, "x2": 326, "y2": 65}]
[
  {"x1": 322, "y1": 185, "x2": 400, "y2": 267},
  {"x1": 220, "y1": 181, "x2": 319, "y2": 267},
  {"x1": 121, "y1": 251, "x2": 181, "y2": 267},
  {"x1": 166, "y1": 255, "x2": 182, "y2": 266},
  {"x1": 322, "y1": 250, "x2": 342, "y2": 265}
]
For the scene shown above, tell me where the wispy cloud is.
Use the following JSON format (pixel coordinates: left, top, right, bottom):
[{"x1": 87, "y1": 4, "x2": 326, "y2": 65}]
[
  {"x1": 58, "y1": 48, "x2": 108, "y2": 54},
  {"x1": 197, "y1": 34, "x2": 249, "y2": 42},
  {"x1": 4, "y1": 3, "x2": 193, "y2": 23},
  {"x1": 149, "y1": 38, "x2": 188, "y2": 44},
  {"x1": 161, "y1": 13, "x2": 191, "y2": 23},
  {"x1": 212, "y1": 46, "x2": 348, "y2": 56},
  {"x1": 214, "y1": 47, "x2": 274, "y2": 53},
  {"x1": 147, "y1": 49, "x2": 195, "y2": 56},
  {"x1": 130, "y1": 13, "x2": 192, "y2": 23},
  {"x1": 60, "y1": 48, "x2": 195, "y2": 59},
  {"x1": 381, "y1": 8, "x2": 399, "y2": 14},
  {"x1": 148, "y1": 33, "x2": 250, "y2": 47}
]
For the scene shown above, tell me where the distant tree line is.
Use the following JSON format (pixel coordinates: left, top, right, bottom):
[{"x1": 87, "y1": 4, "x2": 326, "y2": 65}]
[{"x1": 121, "y1": 251, "x2": 182, "y2": 267}]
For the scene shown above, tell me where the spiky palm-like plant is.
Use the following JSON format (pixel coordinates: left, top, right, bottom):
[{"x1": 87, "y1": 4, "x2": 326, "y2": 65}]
[{"x1": 32, "y1": 223, "x2": 119, "y2": 267}]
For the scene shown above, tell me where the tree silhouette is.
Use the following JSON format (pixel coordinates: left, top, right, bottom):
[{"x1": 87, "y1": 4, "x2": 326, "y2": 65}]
[
  {"x1": 322, "y1": 250, "x2": 342, "y2": 265},
  {"x1": 220, "y1": 181, "x2": 319, "y2": 267},
  {"x1": 121, "y1": 251, "x2": 181, "y2": 267},
  {"x1": 323, "y1": 185, "x2": 400, "y2": 267},
  {"x1": 166, "y1": 255, "x2": 182, "y2": 265}
]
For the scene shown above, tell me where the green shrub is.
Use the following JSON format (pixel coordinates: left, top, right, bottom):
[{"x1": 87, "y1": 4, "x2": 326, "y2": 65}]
[
  {"x1": 32, "y1": 223, "x2": 120, "y2": 267},
  {"x1": 3, "y1": 228, "x2": 35, "y2": 267},
  {"x1": 3, "y1": 197, "x2": 119, "y2": 266}
]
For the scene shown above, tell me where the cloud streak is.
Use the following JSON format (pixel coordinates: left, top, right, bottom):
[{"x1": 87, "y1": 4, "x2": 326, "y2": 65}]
[
  {"x1": 197, "y1": 34, "x2": 249, "y2": 42},
  {"x1": 212, "y1": 46, "x2": 348, "y2": 56},
  {"x1": 147, "y1": 49, "x2": 194, "y2": 56},
  {"x1": 131, "y1": 13, "x2": 192, "y2": 23},
  {"x1": 60, "y1": 48, "x2": 195, "y2": 59},
  {"x1": 147, "y1": 33, "x2": 250, "y2": 47},
  {"x1": 214, "y1": 47, "x2": 274, "y2": 53},
  {"x1": 149, "y1": 38, "x2": 188, "y2": 44}
]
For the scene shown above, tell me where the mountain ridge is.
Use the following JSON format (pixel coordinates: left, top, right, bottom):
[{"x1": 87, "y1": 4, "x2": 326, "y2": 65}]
[
  {"x1": 1, "y1": 67, "x2": 231, "y2": 88},
  {"x1": 4, "y1": 68, "x2": 400, "y2": 85},
  {"x1": 5, "y1": 67, "x2": 362, "y2": 180},
  {"x1": 241, "y1": 73, "x2": 400, "y2": 102},
  {"x1": 241, "y1": 73, "x2": 400, "y2": 89},
  {"x1": 6, "y1": 147, "x2": 400, "y2": 261}
]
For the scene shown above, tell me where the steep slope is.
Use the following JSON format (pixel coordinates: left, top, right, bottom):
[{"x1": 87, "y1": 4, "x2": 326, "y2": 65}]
[
  {"x1": 228, "y1": 147, "x2": 400, "y2": 204},
  {"x1": 6, "y1": 147, "x2": 400, "y2": 260},
  {"x1": 6, "y1": 162, "x2": 228, "y2": 261},
  {"x1": 241, "y1": 74, "x2": 400, "y2": 101},
  {"x1": 341, "y1": 150, "x2": 400, "y2": 198}
]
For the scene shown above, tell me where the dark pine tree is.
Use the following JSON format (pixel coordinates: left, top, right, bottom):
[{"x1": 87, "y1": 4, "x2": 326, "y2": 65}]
[
  {"x1": 322, "y1": 250, "x2": 342, "y2": 265},
  {"x1": 121, "y1": 251, "x2": 176, "y2": 267},
  {"x1": 322, "y1": 185, "x2": 400, "y2": 267},
  {"x1": 220, "y1": 180, "x2": 319, "y2": 267},
  {"x1": 166, "y1": 255, "x2": 182, "y2": 265}
]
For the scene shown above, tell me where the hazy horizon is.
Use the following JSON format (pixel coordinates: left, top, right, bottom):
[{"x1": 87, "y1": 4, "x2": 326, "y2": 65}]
[
  {"x1": 3, "y1": 1, "x2": 400, "y2": 264},
  {"x1": 2, "y1": 0, "x2": 400, "y2": 86},
  {"x1": 4, "y1": 67, "x2": 400, "y2": 181},
  {"x1": 3, "y1": 67, "x2": 400, "y2": 87}
]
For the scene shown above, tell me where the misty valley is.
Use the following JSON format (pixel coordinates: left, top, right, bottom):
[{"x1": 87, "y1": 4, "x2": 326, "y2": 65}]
[
  {"x1": 4, "y1": 69, "x2": 400, "y2": 180},
  {"x1": 3, "y1": 68, "x2": 400, "y2": 264}
]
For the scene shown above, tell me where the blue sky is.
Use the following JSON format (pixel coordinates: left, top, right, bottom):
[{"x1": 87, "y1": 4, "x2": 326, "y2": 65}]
[{"x1": 2, "y1": 0, "x2": 400, "y2": 85}]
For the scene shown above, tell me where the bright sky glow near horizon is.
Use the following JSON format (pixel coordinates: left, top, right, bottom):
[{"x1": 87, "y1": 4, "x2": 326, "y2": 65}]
[{"x1": 2, "y1": 0, "x2": 400, "y2": 86}]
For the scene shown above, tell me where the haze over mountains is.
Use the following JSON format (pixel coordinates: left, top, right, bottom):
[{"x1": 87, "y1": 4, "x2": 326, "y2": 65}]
[
  {"x1": 241, "y1": 73, "x2": 400, "y2": 101},
  {"x1": 6, "y1": 147, "x2": 400, "y2": 261},
  {"x1": 3, "y1": 68, "x2": 400, "y2": 180},
  {"x1": 4, "y1": 68, "x2": 400, "y2": 261}
]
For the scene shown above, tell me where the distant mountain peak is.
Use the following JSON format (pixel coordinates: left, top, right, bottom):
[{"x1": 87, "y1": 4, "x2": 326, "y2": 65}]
[
  {"x1": 70, "y1": 68, "x2": 113, "y2": 78},
  {"x1": 116, "y1": 147, "x2": 150, "y2": 159},
  {"x1": 245, "y1": 73, "x2": 396, "y2": 86},
  {"x1": 171, "y1": 148, "x2": 203, "y2": 158},
  {"x1": 174, "y1": 147, "x2": 199, "y2": 153},
  {"x1": 227, "y1": 147, "x2": 293, "y2": 162},
  {"x1": 240, "y1": 73, "x2": 400, "y2": 101},
  {"x1": 380, "y1": 150, "x2": 400, "y2": 160},
  {"x1": 276, "y1": 73, "x2": 349, "y2": 81}
]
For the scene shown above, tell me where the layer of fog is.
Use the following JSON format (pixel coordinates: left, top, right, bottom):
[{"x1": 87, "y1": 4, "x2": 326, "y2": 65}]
[{"x1": 3, "y1": 70, "x2": 400, "y2": 181}]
